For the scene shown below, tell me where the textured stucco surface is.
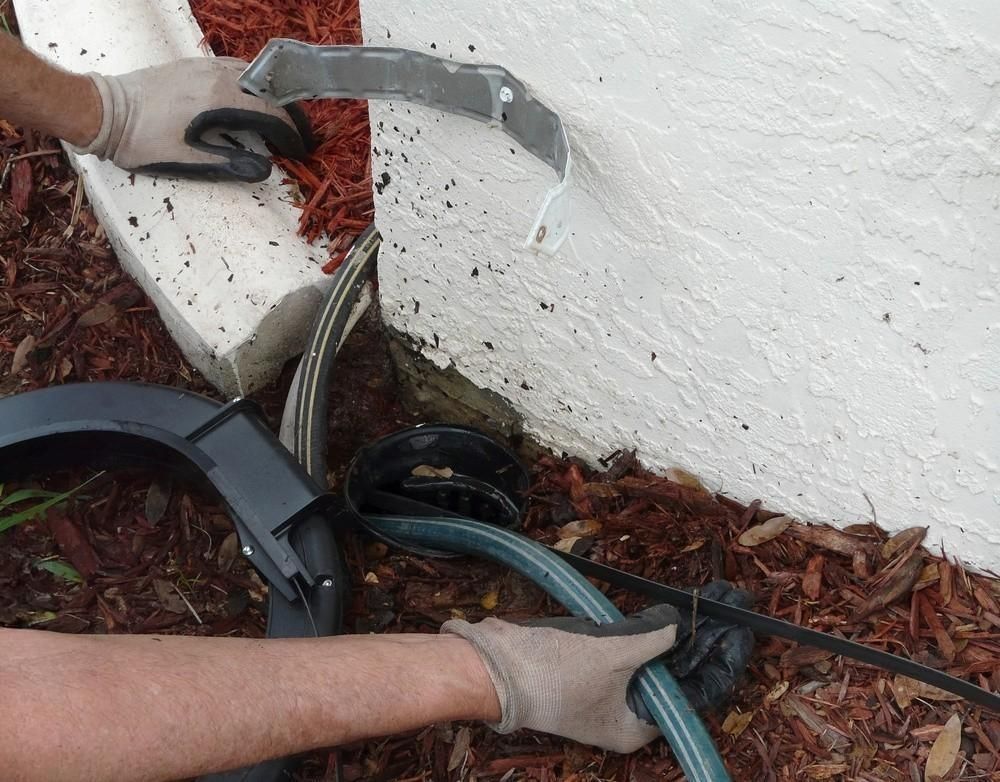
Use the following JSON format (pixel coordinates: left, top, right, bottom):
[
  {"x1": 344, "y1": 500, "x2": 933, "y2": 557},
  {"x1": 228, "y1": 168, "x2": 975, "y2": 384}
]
[
  {"x1": 13, "y1": 0, "x2": 333, "y2": 396},
  {"x1": 361, "y1": 1, "x2": 1000, "y2": 568}
]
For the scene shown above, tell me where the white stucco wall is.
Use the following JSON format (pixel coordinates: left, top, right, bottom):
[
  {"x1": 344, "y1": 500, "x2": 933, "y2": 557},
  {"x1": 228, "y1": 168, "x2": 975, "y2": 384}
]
[{"x1": 360, "y1": 1, "x2": 1000, "y2": 568}]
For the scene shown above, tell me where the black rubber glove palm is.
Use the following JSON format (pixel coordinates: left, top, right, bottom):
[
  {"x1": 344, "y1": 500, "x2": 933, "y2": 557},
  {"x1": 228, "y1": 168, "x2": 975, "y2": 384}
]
[
  {"x1": 630, "y1": 580, "x2": 755, "y2": 717},
  {"x1": 75, "y1": 58, "x2": 311, "y2": 182}
]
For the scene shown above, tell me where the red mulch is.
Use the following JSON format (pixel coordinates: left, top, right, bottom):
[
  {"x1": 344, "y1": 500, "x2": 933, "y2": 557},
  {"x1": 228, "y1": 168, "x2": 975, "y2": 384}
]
[
  {"x1": 340, "y1": 458, "x2": 1000, "y2": 782},
  {"x1": 188, "y1": 0, "x2": 373, "y2": 273},
  {"x1": 3, "y1": 6, "x2": 1000, "y2": 780}
]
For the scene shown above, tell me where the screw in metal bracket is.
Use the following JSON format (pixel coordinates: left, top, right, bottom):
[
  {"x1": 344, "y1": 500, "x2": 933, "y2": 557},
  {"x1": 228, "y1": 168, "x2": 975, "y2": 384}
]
[
  {"x1": 499, "y1": 86, "x2": 513, "y2": 103},
  {"x1": 242, "y1": 544, "x2": 255, "y2": 557}
]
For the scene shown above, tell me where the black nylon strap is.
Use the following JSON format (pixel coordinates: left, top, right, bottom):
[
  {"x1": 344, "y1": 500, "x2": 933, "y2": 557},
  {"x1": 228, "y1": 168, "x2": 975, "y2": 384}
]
[{"x1": 553, "y1": 549, "x2": 1000, "y2": 713}]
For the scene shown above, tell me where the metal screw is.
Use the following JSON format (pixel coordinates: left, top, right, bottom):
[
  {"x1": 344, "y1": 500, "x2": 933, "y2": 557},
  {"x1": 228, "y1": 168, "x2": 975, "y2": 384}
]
[
  {"x1": 321, "y1": 578, "x2": 335, "y2": 588},
  {"x1": 499, "y1": 86, "x2": 513, "y2": 103},
  {"x1": 242, "y1": 545, "x2": 254, "y2": 557}
]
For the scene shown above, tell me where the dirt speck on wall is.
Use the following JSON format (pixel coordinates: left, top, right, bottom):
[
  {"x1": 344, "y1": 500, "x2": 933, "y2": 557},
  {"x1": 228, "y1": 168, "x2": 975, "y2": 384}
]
[{"x1": 360, "y1": 0, "x2": 1000, "y2": 569}]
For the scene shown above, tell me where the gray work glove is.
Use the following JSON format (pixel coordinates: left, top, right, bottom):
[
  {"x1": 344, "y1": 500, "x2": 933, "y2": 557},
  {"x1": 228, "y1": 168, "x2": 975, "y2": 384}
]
[
  {"x1": 442, "y1": 605, "x2": 679, "y2": 753},
  {"x1": 73, "y1": 58, "x2": 310, "y2": 182}
]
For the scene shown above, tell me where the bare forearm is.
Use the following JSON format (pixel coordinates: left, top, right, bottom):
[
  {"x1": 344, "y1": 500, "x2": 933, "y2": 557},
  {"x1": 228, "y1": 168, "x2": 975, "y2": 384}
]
[
  {"x1": 0, "y1": 32, "x2": 100, "y2": 145},
  {"x1": 0, "y1": 628, "x2": 500, "y2": 782}
]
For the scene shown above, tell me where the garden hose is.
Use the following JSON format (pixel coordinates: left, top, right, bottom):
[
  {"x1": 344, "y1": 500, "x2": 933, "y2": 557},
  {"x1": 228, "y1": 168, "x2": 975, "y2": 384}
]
[
  {"x1": 281, "y1": 226, "x2": 732, "y2": 781},
  {"x1": 288, "y1": 224, "x2": 380, "y2": 483},
  {"x1": 364, "y1": 514, "x2": 731, "y2": 782}
]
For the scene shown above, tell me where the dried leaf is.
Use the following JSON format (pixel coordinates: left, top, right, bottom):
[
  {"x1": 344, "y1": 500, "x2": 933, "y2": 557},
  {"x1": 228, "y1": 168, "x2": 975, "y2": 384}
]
[
  {"x1": 10, "y1": 334, "x2": 35, "y2": 375},
  {"x1": 787, "y1": 522, "x2": 871, "y2": 557},
  {"x1": 680, "y1": 539, "x2": 706, "y2": 553},
  {"x1": 553, "y1": 536, "x2": 581, "y2": 553},
  {"x1": 411, "y1": 464, "x2": 454, "y2": 479},
  {"x1": 558, "y1": 519, "x2": 602, "y2": 539},
  {"x1": 914, "y1": 562, "x2": 940, "y2": 592},
  {"x1": 447, "y1": 726, "x2": 471, "y2": 772},
  {"x1": 144, "y1": 478, "x2": 172, "y2": 525},
  {"x1": 892, "y1": 675, "x2": 963, "y2": 710},
  {"x1": 153, "y1": 579, "x2": 188, "y2": 614},
  {"x1": 721, "y1": 709, "x2": 754, "y2": 737},
  {"x1": 217, "y1": 531, "x2": 240, "y2": 572},
  {"x1": 851, "y1": 552, "x2": 924, "y2": 620},
  {"x1": 738, "y1": 515, "x2": 792, "y2": 547},
  {"x1": 925, "y1": 713, "x2": 962, "y2": 781},
  {"x1": 764, "y1": 680, "x2": 790, "y2": 704},
  {"x1": 881, "y1": 526, "x2": 927, "y2": 561},
  {"x1": 364, "y1": 571, "x2": 379, "y2": 585},
  {"x1": 480, "y1": 590, "x2": 499, "y2": 611},
  {"x1": 664, "y1": 467, "x2": 705, "y2": 491},
  {"x1": 77, "y1": 301, "x2": 119, "y2": 328}
]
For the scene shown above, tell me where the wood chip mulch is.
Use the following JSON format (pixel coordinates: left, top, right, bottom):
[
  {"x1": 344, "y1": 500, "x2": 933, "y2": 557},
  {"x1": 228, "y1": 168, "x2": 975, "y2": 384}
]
[
  {"x1": 188, "y1": 0, "x2": 374, "y2": 273},
  {"x1": 339, "y1": 457, "x2": 1000, "y2": 782},
  {"x1": 3, "y1": 20, "x2": 1000, "y2": 782}
]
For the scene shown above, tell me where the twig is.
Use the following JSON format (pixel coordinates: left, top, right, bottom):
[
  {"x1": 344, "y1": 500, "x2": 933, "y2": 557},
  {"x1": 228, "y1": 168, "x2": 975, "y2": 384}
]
[
  {"x1": 171, "y1": 583, "x2": 203, "y2": 625},
  {"x1": 7, "y1": 148, "x2": 61, "y2": 163},
  {"x1": 64, "y1": 172, "x2": 84, "y2": 238},
  {"x1": 863, "y1": 491, "x2": 877, "y2": 526}
]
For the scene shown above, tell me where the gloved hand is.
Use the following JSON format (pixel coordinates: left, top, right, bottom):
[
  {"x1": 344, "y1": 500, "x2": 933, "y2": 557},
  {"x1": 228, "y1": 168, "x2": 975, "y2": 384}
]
[
  {"x1": 442, "y1": 604, "x2": 679, "y2": 754},
  {"x1": 636, "y1": 580, "x2": 755, "y2": 716},
  {"x1": 73, "y1": 58, "x2": 310, "y2": 182}
]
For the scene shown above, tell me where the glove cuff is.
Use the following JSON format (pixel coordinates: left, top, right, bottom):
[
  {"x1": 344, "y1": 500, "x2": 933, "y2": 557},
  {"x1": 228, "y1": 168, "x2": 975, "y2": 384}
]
[
  {"x1": 441, "y1": 618, "x2": 527, "y2": 735},
  {"x1": 70, "y1": 73, "x2": 127, "y2": 161}
]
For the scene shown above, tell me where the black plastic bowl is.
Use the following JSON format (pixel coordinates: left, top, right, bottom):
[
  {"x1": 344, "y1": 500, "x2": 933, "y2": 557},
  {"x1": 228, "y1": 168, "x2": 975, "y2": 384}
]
[{"x1": 345, "y1": 424, "x2": 529, "y2": 556}]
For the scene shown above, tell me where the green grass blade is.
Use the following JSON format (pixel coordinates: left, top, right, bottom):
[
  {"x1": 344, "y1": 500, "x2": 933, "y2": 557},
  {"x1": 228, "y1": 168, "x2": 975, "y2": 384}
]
[
  {"x1": 0, "y1": 488, "x2": 63, "y2": 508},
  {"x1": 0, "y1": 472, "x2": 104, "y2": 533},
  {"x1": 35, "y1": 559, "x2": 83, "y2": 583}
]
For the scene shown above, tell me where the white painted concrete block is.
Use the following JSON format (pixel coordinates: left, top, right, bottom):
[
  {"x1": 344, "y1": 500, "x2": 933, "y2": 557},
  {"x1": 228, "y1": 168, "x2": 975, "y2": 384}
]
[
  {"x1": 360, "y1": 1, "x2": 1000, "y2": 568},
  {"x1": 13, "y1": 0, "x2": 334, "y2": 396}
]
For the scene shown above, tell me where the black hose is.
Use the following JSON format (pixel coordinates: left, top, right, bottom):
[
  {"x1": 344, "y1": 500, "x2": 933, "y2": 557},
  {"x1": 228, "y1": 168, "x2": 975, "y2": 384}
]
[{"x1": 292, "y1": 225, "x2": 381, "y2": 483}]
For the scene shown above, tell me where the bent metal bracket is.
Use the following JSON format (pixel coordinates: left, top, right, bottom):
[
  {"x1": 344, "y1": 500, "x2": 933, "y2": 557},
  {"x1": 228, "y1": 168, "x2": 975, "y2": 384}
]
[{"x1": 239, "y1": 40, "x2": 573, "y2": 255}]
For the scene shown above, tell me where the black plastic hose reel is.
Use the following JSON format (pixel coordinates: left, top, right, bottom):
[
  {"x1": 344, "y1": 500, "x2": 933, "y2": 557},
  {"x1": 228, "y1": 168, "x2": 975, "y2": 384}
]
[
  {"x1": 344, "y1": 424, "x2": 530, "y2": 557},
  {"x1": 0, "y1": 381, "x2": 346, "y2": 782}
]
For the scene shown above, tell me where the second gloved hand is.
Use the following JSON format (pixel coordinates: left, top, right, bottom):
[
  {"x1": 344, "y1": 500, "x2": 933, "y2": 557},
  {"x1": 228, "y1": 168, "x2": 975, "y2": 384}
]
[
  {"x1": 632, "y1": 581, "x2": 756, "y2": 718},
  {"x1": 442, "y1": 605, "x2": 679, "y2": 753},
  {"x1": 74, "y1": 58, "x2": 310, "y2": 182}
]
